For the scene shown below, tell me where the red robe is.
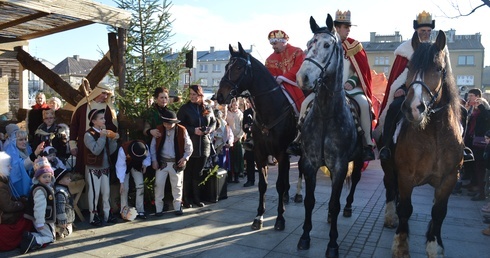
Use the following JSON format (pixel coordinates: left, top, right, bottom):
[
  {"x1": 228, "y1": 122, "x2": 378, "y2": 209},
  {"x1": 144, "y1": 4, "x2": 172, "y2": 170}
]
[
  {"x1": 378, "y1": 55, "x2": 408, "y2": 115},
  {"x1": 265, "y1": 44, "x2": 305, "y2": 111}
]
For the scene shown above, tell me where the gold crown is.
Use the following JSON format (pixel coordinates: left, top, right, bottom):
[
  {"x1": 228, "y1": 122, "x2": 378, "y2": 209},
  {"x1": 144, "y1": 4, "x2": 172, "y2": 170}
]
[
  {"x1": 335, "y1": 10, "x2": 351, "y2": 23},
  {"x1": 416, "y1": 11, "x2": 432, "y2": 24},
  {"x1": 268, "y1": 30, "x2": 289, "y2": 41}
]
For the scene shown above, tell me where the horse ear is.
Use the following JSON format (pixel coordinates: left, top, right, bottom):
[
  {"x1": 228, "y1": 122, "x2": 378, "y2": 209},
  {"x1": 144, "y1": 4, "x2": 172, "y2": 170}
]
[
  {"x1": 326, "y1": 14, "x2": 333, "y2": 31},
  {"x1": 435, "y1": 30, "x2": 446, "y2": 51},
  {"x1": 411, "y1": 31, "x2": 420, "y2": 51},
  {"x1": 238, "y1": 42, "x2": 245, "y2": 54},
  {"x1": 229, "y1": 44, "x2": 233, "y2": 53},
  {"x1": 309, "y1": 16, "x2": 320, "y2": 33}
]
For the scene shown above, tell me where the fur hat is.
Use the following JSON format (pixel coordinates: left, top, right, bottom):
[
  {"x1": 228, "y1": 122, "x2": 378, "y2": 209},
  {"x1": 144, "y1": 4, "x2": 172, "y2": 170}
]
[
  {"x1": 5, "y1": 123, "x2": 19, "y2": 138},
  {"x1": 33, "y1": 157, "x2": 54, "y2": 178},
  {"x1": 413, "y1": 11, "x2": 435, "y2": 30},
  {"x1": 128, "y1": 141, "x2": 148, "y2": 161},
  {"x1": 0, "y1": 151, "x2": 11, "y2": 178}
]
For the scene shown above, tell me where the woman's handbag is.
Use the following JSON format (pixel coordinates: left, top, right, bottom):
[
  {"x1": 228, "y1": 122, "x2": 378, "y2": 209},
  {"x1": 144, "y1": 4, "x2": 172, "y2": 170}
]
[{"x1": 472, "y1": 136, "x2": 487, "y2": 149}]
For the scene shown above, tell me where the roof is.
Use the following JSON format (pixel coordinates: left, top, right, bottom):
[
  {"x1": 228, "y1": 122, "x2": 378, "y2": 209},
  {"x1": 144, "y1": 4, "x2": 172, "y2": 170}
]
[
  {"x1": 51, "y1": 56, "x2": 98, "y2": 76},
  {"x1": 0, "y1": 0, "x2": 131, "y2": 44}
]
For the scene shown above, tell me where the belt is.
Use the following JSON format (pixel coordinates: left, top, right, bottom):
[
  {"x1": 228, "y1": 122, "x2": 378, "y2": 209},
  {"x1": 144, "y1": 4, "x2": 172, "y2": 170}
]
[{"x1": 162, "y1": 157, "x2": 175, "y2": 162}]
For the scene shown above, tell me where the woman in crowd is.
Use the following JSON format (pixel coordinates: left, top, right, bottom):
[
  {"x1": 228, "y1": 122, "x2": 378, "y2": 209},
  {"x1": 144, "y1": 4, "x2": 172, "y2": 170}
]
[
  {"x1": 177, "y1": 85, "x2": 216, "y2": 208},
  {"x1": 143, "y1": 87, "x2": 171, "y2": 143},
  {"x1": 4, "y1": 124, "x2": 44, "y2": 198}
]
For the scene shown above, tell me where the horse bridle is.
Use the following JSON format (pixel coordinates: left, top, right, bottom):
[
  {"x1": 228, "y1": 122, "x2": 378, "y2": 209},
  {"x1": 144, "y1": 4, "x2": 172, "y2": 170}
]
[
  {"x1": 407, "y1": 68, "x2": 447, "y2": 114},
  {"x1": 302, "y1": 30, "x2": 340, "y2": 92},
  {"x1": 220, "y1": 55, "x2": 252, "y2": 102}
]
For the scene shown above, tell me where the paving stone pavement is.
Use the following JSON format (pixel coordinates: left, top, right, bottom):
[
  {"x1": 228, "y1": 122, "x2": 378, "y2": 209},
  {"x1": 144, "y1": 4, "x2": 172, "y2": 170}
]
[{"x1": 3, "y1": 158, "x2": 489, "y2": 257}]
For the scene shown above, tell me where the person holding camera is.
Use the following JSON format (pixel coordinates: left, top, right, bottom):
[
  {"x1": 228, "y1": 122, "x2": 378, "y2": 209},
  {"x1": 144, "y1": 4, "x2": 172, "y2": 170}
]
[
  {"x1": 33, "y1": 110, "x2": 70, "y2": 164},
  {"x1": 177, "y1": 85, "x2": 216, "y2": 208}
]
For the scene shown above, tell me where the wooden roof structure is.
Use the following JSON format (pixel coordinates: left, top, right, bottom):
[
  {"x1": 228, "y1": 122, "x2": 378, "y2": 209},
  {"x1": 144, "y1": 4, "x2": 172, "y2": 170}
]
[{"x1": 0, "y1": 0, "x2": 131, "y2": 43}]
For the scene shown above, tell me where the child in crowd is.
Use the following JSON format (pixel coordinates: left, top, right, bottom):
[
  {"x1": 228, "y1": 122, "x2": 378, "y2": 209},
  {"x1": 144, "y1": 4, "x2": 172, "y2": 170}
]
[
  {"x1": 20, "y1": 157, "x2": 56, "y2": 254},
  {"x1": 150, "y1": 110, "x2": 193, "y2": 216},
  {"x1": 116, "y1": 140, "x2": 151, "y2": 220},
  {"x1": 213, "y1": 106, "x2": 233, "y2": 171},
  {"x1": 84, "y1": 109, "x2": 119, "y2": 226},
  {"x1": 54, "y1": 169, "x2": 74, "y2": 239},
  {"x1": 47, "y1": 97, "x2": 62, "y2": 111},
  {"x1": 42, "y1": 146, "x2": 66, "y2": 174}
]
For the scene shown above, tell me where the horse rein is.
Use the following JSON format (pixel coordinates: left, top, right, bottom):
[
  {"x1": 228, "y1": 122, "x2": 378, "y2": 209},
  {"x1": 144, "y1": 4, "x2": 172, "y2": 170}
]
[
  {"x1": 407, "y1": 68, "x2": 446, "y2": 114},
  {"x1": 220, "y1": 56, "x2": 253, "y2": 102},
  {"x1": 303, "y1": 31, "x2": 340, "y2": 93}
]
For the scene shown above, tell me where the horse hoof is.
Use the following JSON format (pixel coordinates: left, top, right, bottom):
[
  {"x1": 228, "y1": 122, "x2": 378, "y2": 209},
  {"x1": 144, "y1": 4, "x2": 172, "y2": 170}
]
[
  {"x1": 297, "y1": 237, "x2": 310, "y2": 250},
  {"x1": 326, "y1": 246, "x2": 339, "y2": 258},
  {"x1": 343, "y1": 207, "x2": 352, "y2": 217},
  {"x1": 294, "y1": 194, "x2": 303, "y2": 203},
  {"x1": 283, "y1": 193, "x2": 290, "y2": 204},
  {"x1": 251, "y1": 219, "x2": 263, "y2": 230},
  {"x1": 274, "y1": 217, "x2": 285, "y2": 231}
]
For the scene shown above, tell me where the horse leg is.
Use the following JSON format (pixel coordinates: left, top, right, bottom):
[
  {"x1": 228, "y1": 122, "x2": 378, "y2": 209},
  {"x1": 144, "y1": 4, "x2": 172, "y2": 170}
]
[
  {"x1": 294, "y1": 169, "x2": 304, "y2": 203},
  {"x1": 392, "y1": 182, "x2": 414, "y2": 258},
  {"x1": 425, "y1": 174, "x2": 456, "y2": 257},
  {"x1": 297, "y1": 157, "x2": 316, "y2": 250},
  {"x1": 326, "y1": 166, "x2": 348, "y2": 258},
  {"x1": 382, "y1": 158, "x2": 399, "y2": 228},
  {"x1": 343, "y1": 159, "x2": 363, "y2": 218},
  {"x1": 274, "y1": 153, "x2": 290, "y2": 231},
  {"x1": 252, "y1": 164, "x2": 268, "y2": 230}
]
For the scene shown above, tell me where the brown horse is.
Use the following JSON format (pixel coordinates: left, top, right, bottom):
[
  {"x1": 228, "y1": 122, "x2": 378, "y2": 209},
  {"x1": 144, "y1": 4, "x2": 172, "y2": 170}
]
[{"x1": 391, "y1": 30, "x2": 463, "y2": 258}]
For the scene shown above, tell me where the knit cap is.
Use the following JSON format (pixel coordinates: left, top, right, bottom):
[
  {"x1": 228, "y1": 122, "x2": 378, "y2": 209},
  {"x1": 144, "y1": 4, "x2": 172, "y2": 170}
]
[{"x1": 33, "y1": 156, "x2": 54, "y2": 178}]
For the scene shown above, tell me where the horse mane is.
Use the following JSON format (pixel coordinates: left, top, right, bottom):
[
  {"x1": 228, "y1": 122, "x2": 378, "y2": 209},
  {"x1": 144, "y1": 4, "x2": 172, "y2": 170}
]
[{"x1": 409, "y1": 42, "x2": 461, "y2": 121}]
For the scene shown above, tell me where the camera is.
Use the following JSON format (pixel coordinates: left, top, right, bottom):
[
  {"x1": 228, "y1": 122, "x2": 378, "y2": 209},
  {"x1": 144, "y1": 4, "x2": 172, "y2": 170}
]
[{"x1": 199, "y1": 126, "x2": 207, "y2": 131}]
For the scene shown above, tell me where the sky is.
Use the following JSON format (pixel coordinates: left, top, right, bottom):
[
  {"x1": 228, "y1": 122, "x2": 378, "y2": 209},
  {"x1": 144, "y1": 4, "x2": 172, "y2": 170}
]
[{"x1": 29, "y1": 0, "x2": 490, "y2": 67}]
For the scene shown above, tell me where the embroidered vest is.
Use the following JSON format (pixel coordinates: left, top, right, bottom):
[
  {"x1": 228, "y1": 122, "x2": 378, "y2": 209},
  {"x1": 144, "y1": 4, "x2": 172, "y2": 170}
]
[
  {"x1": 121, "y1": 140, "x2": 146, "y2": 173},
  {"x1": 84, "y1": 128, "x2": 105, "y2": 167},
  {"x1": 155, "y1": 124, "x2": 186, "y2": 167}
]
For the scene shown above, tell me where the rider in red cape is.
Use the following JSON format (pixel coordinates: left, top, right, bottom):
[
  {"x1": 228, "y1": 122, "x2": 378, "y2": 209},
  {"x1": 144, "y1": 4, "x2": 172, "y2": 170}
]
[
  {"x1": 376, "y1": 11, "x2": 435, "y2": 160},
  {"x1": 265, "y1": 30, "x2": 305, "y2": 113}
]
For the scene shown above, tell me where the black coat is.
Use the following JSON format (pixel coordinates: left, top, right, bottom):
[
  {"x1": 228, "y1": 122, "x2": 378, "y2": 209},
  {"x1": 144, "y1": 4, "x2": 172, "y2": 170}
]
[{"x1": 177, "y1": 102, "x2": 216, "y2": 158}]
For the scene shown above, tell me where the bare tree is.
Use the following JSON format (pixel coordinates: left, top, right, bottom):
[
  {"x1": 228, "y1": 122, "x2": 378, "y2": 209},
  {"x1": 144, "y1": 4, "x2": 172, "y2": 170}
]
[{"x1": 439, "y1": 0, "x2": 490, "y2": 18}]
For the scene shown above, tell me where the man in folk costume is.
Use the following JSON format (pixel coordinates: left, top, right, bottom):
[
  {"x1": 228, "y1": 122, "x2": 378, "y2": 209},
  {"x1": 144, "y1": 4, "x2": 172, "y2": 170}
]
[
  {"x1": 288, "y1": 11, "x2": 375, "y2": 161},
  {"x1": 265, "y1": 29, "x2": 305, "y2": 114},
  {"x1": 376, "y1": 11, "x2": 435, "y2": 160},
  {"x1": 69, "y1": 79, "x2": 118, "y2": 175}
]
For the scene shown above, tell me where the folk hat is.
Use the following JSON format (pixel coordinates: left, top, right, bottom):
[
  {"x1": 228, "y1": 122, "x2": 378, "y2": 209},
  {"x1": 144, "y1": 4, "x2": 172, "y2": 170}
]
[
  {"x1": 54, "y1": 168, "x2": 70, "y2": 184},
  {"x1": 334, "y1": 10, "x2": 355, "y2": 26},
  {"x1": 33, "y1": 157, "x2": 54, "y2": 179},
  {"x1": 161, "y1": 110, "x2": 181, "y2": 124},
  {"x1": 413, "y1": 11, "x2": 435, "y2": 29},
  {"x1": 129, "y1": 141, "x2": 148, "y2": 161},
  {"x1": 268, "y1": 30, "x2": 289, "y2": 44}
]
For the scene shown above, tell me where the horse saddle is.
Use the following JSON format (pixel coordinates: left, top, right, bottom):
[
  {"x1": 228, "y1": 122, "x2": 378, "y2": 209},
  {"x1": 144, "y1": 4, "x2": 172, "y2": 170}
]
[{"x1": 345, "y1": 95, "x2": 363, "y2": 135}]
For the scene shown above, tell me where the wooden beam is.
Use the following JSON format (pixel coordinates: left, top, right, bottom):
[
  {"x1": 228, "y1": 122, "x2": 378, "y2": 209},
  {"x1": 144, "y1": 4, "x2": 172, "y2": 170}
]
[
  {"x1": 18, "y1": 20, "x2": 94, "y2": 40},
  {"x1": 15, "y1": 46, "x2": 83, "y2": 106},
  {"x1": 118, "y1": 28, "x2": 126, "y2": 96},
  {"x1": 0, "y1": 11, "x2": 49, "y2": 30},
  {"x1": 77, "y1": 52, "x2": 113, "y2": 92},
  {"x1": 3, "y1": 0, "x2": 131, "y2": 29},
  {"x1": 108, "y1": 32, "x2": 119, "y2": 77}
]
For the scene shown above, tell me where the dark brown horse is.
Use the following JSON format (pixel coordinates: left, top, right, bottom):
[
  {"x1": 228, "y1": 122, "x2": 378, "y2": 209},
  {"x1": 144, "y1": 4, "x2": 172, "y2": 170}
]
[
  {"x1": 389, "y1": 30, "x2": 463, "y2": 258},
  {"x1": 216, "y1": 43, "x2": 297, "y2": 231}
]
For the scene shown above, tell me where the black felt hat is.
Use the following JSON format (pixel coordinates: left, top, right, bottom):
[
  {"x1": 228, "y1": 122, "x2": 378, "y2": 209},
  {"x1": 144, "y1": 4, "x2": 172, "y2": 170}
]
[{"x1": 129, "y1": 141, "x2": 148, "y2": 161}]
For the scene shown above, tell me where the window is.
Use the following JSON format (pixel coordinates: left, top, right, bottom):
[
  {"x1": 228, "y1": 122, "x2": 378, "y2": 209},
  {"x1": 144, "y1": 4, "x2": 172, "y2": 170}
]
[
  {"x1": 11, "y1": 69, "x2": 16, "y2": 80},
  {"x1": 458, "y1": 55, "x2": 475, "y2": 66},
  {"x1": 213, "y1": 78, "x2": 220, "y2": 86},
  {"x1": 375, "y1": 56, "x2": 390, "y2": 65},
  {"x1": 213, "y1": 64, "x2": 221, "y2": 72},
  {"x1": 200, "y1": 64, "x2": 208, "y2": 72},
  {"x1": 201, "y1": 79, "x2": 208, "y2": 86},
  {"x1": 456, "y1": 75, "x2": 474, "y2": 86}
]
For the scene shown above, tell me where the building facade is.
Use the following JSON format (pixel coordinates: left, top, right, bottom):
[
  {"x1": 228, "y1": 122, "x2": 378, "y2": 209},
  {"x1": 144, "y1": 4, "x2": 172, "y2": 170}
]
[{"x1": 363, "y1": 29, "x2": 485, "y2": 96}]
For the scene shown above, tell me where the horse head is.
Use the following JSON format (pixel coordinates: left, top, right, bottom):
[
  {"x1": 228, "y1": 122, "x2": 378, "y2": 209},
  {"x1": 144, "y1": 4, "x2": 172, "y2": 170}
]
[
  {"x1": 297, "y1": 14, "x2": 342, "y2": 92},
  {"x1": 216, "y1": 42, "x2": 252, "y2": 104},
  {"x1": 402, "y1": 30, "x2": 449, "y2": 127}
]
